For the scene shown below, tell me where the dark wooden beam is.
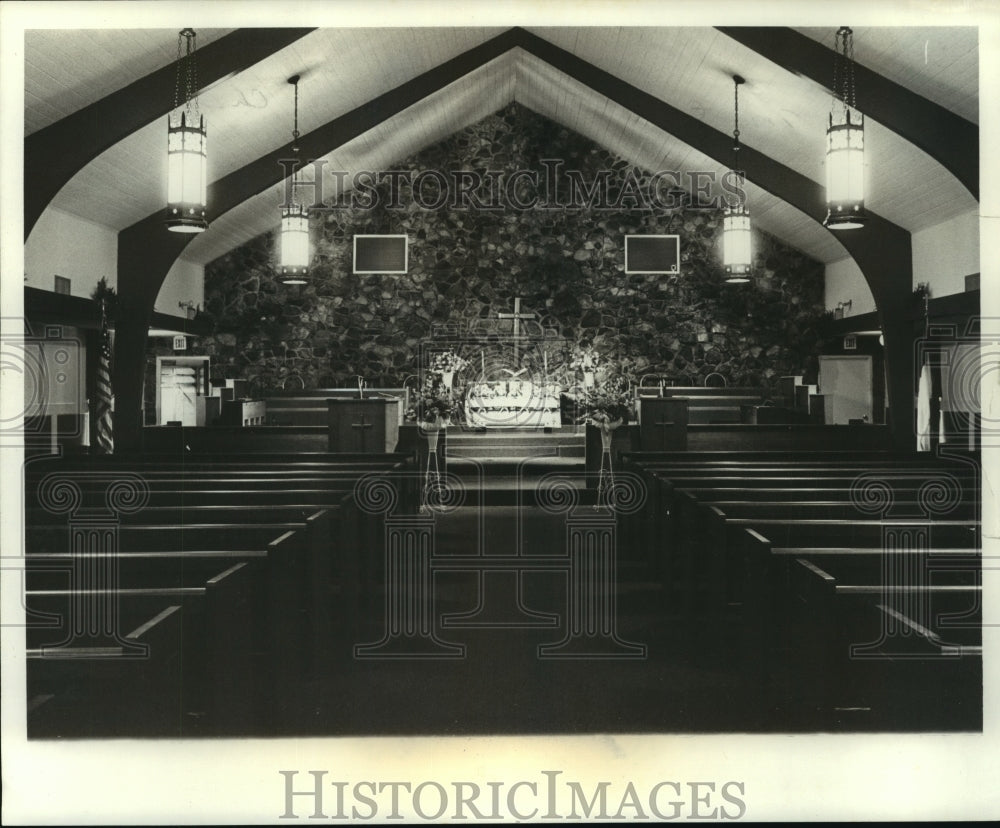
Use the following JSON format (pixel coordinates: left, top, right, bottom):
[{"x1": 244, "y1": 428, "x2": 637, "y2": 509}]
[
  {"x1": 831, "y1": 288, "x2": 980, "y2": 337},
  {"x1": 830, "y1": 310, "x2": 880, "y2": 337},
  {"x1": 24, "y1": 287, "x2": 212, "y2": 337},
  {"x1": 25, "y1": 27, "x2": 316, "y2": 240},
  {"x1": 24, "y1": 286, "x2": 102, "y2": 330},
  {"x1": 716, "y1": 26, "x2": 978, "y2": 200},
  {"x1": 924, "y1": 287, "x2": 980, "y2": 324},
  {"x1": 149, "y1": 311, "x2": 213, "y2": 338}
]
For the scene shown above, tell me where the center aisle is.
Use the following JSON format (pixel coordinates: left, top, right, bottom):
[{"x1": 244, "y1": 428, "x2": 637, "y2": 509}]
[{"x1": 277, "y1": 468, "x2": 769, "y2": 736}]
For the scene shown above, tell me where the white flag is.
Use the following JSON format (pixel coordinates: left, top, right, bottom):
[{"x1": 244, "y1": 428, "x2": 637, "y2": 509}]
[{"x1": 916, "y1": 362, "x2": 932, "y2": 451}]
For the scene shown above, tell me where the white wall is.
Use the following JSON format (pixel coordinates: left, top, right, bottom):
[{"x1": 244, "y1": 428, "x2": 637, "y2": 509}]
[
  {"x1": 824, "y1": 256, "x2": 876, "y2": 317},
  {"x1": 155, "y1": 257, "x2": 205, "y2": 316},
  {"x1": 825, "y1": 207, "x2": 981, "y2": 316},
  {"x1": 24, "y1": 207, "x2": 116, "y2": 297},
  {"x1": 911, "y1": 208, "x2": 980, "y2": 296}
]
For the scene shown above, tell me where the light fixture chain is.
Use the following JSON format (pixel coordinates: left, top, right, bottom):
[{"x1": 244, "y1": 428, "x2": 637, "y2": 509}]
[
  {"x1": 732, "y1": 76, "x2": 743, "y2": 186},
  {"x1": 832, "y1": 28, "x2": 841, "y2": 108},
  {"x1": 188, "y1": 30, "x2": 199, "y2": 114},
  {"x1": 172, "y1": 29, "x2": 199, "y2": 116},
  {"x1": 174, "y1": 31, "x2": 183, "y2": 110},
  {"x1": 290, "y1": 77, "x2": 301, "y2": 197},
  {"x1": 845, "y1": 28, "x2": 856, "y2": 110},
  {"x1": 733, "y1": 77, "x2": 740, "y2": 143},
  {"x1": 833, "y1": 26, "x2": 856, "y2": 113}
]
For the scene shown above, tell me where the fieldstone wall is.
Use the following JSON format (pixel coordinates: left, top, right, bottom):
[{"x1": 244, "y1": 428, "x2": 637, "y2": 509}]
[{"x1": 195, "y1": 103, "x2": 826, "y2": 396}]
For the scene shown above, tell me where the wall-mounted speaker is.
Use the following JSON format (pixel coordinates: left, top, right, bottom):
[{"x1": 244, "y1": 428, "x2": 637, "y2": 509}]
[
  {"x1": 624, "y1": 235, "x2": 680, "y2": 275},
  {"x1": 353, "y1": 234, "x2": 408, "y2": 274}
]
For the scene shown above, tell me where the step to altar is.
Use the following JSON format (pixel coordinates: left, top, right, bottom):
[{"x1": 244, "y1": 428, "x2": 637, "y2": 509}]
[
  {"x1": 443, "y1": 428, "x2": 585, "y2": 460},
  {"x1": 430, "y1": 461, "x2": 592, "y2": 505}
]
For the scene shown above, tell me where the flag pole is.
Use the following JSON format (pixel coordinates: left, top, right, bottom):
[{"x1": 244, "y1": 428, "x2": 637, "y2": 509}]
[{"x1": 94, "y1": 297, "x2": 115, "y2": 455}]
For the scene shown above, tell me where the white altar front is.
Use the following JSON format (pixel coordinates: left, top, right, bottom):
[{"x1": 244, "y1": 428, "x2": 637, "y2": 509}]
[{"x1": 464, "y1": 380, "x2": 561, "y2": 428}]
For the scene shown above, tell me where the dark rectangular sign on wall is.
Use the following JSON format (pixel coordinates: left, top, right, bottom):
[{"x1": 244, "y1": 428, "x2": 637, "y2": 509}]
[
  {"x1": 353, "y1": 234, "x2": 408, "y2": 274},
  {"x1": 625, "y1": 235, "x2": 680, "y2": 275}
]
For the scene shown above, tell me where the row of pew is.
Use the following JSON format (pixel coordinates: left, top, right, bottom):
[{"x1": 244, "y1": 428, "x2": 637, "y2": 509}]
[
  {"x1": 620, "y1": 449, "x2": 982, "y2": 730},
  {"x1": 20, "y1": 451, "x2": 417, "y2": 737}
]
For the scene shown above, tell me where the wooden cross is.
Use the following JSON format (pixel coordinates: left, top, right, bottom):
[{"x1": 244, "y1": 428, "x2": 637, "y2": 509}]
[
  {"x1": 351, "y1": 412, "x2": 374, "y2": 449},
  {"x1": 497, "y1": 297, "x2": 535, "y2": 366}
]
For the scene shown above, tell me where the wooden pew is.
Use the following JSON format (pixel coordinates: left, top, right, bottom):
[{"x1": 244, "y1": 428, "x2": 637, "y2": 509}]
[
  {"x1": 619, "y1": 453, "x2": 978, "y2": 564},
  {"x1": 785, "y1": 557, "x2": 982, "y2": 728},
  {"x1": 699, "y1": 507, "x2": 976, "y2": 607},
  {"x1": 27, "y1": 600, "x2": 185, "y2": 738},
  {"x1": 630, "y1": 460, "x2": 977, "y2": 578},
  {"x1": 25, "y1": 490, "x2": 370, "y2": 602},
  {"x1": 25, "y1": 455, "x2": 418, "y2": 517},
  {"x1": 741, "y1": 530, "x2": 982, "y2": 625},
  {"x1": 728, "y1": 524, "x2": 981, "y2": 723},
  {"x1": 25, "y1": 561, "x2": 252, "y2": 736},
  {"x1": 25, "y1": 516, "x2": 320, "y2": 643},
  {"x1": 618, "y1": 451, "x2": 981, "y2": 728},
  {"x1": 20, "y1": 452, "x2": 423, "y2": 735},
  {"x1": 23, "y1": 502, "x2": 324, "y2": 705},
  {"x1": 24, "y1": 460, "x2": 410, "y2": 622},
  {"x1": 621, "y1": 449, "x2": 978, "y2": 465},
  {"x1": 645, "y1": 472, "x2": 975, "y2": 597}
]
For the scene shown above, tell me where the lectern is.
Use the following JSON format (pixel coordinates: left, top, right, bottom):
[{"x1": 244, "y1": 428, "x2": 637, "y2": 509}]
[
  {"x1": 327, "y1": 398, "x2": 400, "y2": 453},
  {"x1": 637, "y1": 397, "x2": 689, "y2": 450}
]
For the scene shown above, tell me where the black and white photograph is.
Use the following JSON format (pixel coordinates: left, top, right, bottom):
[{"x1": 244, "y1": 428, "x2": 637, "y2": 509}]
[{"x1": 2, "y1": 0, "x2": 999, "y2": 822}]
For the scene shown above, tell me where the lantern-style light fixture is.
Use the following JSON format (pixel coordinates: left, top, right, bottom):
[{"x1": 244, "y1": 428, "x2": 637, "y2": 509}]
[
  {"x1": 723, "y1": 74, "x2": 752, "y2": 283},
  {"x1": 824, "y1": 26, "x2": 866, "y2": 229},
  {"x1": 166, "y1": 28, "x2": 208, "y2": 233},
  {"x1": 279, "y1": 75, "x2": 310, "y2": 284}
]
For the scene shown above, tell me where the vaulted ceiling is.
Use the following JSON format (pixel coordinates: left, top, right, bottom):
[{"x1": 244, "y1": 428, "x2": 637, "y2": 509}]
[{"x1": 24, "y1": 25, "x2": 979, "y2": 269}]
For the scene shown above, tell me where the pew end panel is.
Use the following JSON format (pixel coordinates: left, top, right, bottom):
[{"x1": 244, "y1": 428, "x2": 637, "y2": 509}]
[{"x1": 27, "y1": 602, "x2": 186, "y2": 738}]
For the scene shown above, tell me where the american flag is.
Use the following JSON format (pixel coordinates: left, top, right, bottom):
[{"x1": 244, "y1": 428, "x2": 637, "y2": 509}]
[{"x1": 94, "y1": 300, "x2": 114, "y2": 454}]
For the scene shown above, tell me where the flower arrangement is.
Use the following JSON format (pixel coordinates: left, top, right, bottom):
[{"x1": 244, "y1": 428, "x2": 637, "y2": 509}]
[
  {"x1": 568, "y1": 345, "x2": 602, "y2": 372},
  {"x1": 574, "y1": 373, "x2": 635, "y2": 427},
  {"x1": 429, "y1": 350, "x2": 470, "y2": 374},
  {"x1": 405, "y1": 374, "x2": 460, "y2": 426}
]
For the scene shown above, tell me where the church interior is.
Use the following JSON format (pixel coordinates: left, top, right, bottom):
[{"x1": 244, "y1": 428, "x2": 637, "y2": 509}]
[{"x1": 15, "y1": 23, "x2": 985, "y2": 738}]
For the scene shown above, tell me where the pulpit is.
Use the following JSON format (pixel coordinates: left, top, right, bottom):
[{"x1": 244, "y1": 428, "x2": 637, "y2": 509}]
[
  {"x1": 637, "y1": 397, "x2": 689, "y2": 450},
  {"x1": 327, "y1": 398, "x2": 400, "y2": 453}
]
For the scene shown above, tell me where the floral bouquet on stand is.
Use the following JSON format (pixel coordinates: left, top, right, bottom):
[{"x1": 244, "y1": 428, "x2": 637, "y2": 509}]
[
  {"x1": 577, "y1": 373, "x2": 634, "y2": 432},
  {"x1": 404, "y1": 374, "x2": 460, "y2": 430},
  {"x1": 568, "y1": 370, "x2": 635, "y2": 504}
]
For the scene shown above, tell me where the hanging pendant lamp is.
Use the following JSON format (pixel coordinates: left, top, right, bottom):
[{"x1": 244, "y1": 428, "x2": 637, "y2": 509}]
[
  {"x1": 280, "y1": 75, "x2": 310, "y2": 284},
  {"x1": 824, "y1": 27, "x2": 866, "y2": 229},
  {"x1": 723, "y1": 75, "x2": 752, "y2": 283},
  {"x1": 166, "y1": 29, "x2": 208, "y2": 233}
]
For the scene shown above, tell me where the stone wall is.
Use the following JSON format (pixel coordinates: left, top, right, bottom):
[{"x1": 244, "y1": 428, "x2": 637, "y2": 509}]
[{"x1": 195, "y1": 103, "x2": 826, "y2": 396}]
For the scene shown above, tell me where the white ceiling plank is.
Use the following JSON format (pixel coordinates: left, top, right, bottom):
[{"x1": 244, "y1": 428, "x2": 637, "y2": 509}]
[{"x1": 794, "y1": 26, "x2": 978, "y2": 124}]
